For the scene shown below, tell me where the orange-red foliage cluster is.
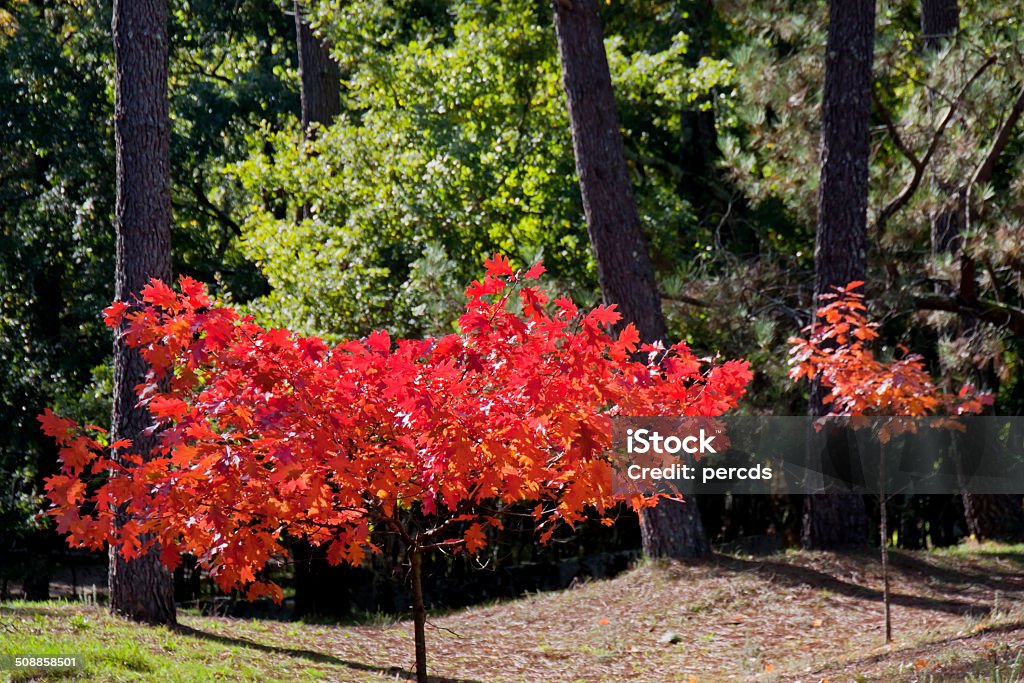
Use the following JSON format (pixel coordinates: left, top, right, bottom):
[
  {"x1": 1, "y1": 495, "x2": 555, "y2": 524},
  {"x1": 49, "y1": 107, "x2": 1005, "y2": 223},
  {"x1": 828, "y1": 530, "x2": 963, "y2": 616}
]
[{"x1": 41, "y1": 255, "x2": 750, "y2": 600}]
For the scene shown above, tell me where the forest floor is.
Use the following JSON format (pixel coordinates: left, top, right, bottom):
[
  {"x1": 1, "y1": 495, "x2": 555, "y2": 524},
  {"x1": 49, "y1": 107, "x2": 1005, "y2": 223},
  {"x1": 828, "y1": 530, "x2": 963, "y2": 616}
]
[{"x1": 3, "y1": 542, "x2": 1024, "y2": 682}]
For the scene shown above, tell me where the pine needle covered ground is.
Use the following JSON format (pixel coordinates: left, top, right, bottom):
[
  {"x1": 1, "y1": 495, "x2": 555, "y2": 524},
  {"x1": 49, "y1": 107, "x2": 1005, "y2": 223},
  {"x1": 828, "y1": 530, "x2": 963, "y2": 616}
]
[{"x1": 3, "y1": 543, "x2": 1024, "y2": 682}]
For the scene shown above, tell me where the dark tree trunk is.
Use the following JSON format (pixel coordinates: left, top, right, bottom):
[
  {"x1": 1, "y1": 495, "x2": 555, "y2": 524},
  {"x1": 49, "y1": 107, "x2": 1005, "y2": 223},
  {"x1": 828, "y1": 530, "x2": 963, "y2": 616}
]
[
  {"x1": 920, "y1": 0, "x2": 958, "y2": 50},
  {"x1": 801, "y1": 494, "x2": 867, "y2": 549},
  {"x1": 962, "y1": 494, "x2": 1024, "y2": 542},
  {"x1": 409, "y1": 549, "x2": 428, "y2": 683},
  {"x1": 553, "y1": 0, "x2": 707, "y2": 560},
  {"x1": 922, "y1": 0, "x2": 961, "y2": 254},
  {"x1": 639, "y1": 498, "x2": 708, "y2": 559},
  {"x1": 553, "y1": 0, "x2": 667, "y2": 342},
  {"x1": 294, "y1": 2, "x2": 341, "y2": 130},
  {"x1": 110, "y1": 0, "x2": 176, "y2": 625},
  {"x1": 814, "y1": 0, "x2": 874, "y2": 303},
  {"x1": 676, "y1": 0, "x2": 721, "y2": 216},
  {"x1": 290, "y1": 540, "x2": 354, "y2": 619},
  {"x1": 803, "y1": 0, "x2": 875, "y2": 550}
]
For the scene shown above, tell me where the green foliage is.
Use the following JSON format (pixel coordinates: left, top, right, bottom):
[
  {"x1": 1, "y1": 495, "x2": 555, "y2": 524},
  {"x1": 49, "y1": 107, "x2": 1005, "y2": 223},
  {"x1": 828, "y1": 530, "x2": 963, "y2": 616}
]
[
  {"x1": 721, "y1": 0, "x2": 1024, "y2": 405},
  {"x1": 0, "y1": 2, "x2": 115, "y2": 548},
  {"x1": 0, "y1": 0, "x2": 296, "y2": 547},
  {"x1": 231, "y1": 0, "x2": 587, "y2": 338},
  {"x1": 230, "y1": 0, "x2": 738, "y2": 339},
  {"x1": 168, "y1": 0, "x2": 296, "y2": 298}
]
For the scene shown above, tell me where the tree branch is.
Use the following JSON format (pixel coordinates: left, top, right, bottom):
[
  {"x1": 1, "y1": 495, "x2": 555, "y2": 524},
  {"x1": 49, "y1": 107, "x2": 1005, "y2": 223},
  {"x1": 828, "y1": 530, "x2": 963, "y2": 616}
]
[
  {"x1": 874, "y1": 56, "x2": 995, "y2": 234},
  {"x1": 970, "y1": 81, "x2": 1024, "y2": 189},
  {"x1": 914, "y1": 295, "x2": 1024, "y2": 335},
  {"x1": 660, "y1": 291, "x2": 710, "y2": 308},
  {"x1": 872, "y1": 90, "x2": 922, "y2": 172}
]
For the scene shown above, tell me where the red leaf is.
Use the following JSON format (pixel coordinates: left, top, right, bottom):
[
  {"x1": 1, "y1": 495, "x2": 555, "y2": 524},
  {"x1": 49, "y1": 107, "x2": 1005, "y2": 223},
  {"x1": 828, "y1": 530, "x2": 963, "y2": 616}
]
[
  {"x1": 554, "y1": 296, "x2": 578, "y2": 320},
  {"x1": 588, "y1": 304, "x2": 622, "y2": 328},
  {"x1": 60, "y1": 437, "x2": 96, "y2": 471},
  {"x1": 618, "y1": 324, "x2": 640, "y2": 353},
  {"x1": 366, "y1": 329, "x2": 391, "y2": 353},
  {"x1": 464, "y1": 523, "x2": 487, "y2": 554},
  {"x1": 465, "y1": 276, "x2": 507, "y2": 299},
  {"x1": 149, "y1": 395, "x2": 188, "y2": 421},
  {"x1": 523, "y1": 262, "x2": 546, "y2": 279},
  {"x1": 103, "y1": 300, "x2": 131, "y2": 328},
  {"x1": 483, "y1": 253, "x2": 514, "y2": 277},
  {"x1": 38, "y1": 409, "x2": 75, "y2": 441},
  {"x1": 140, "y1": 279, "x2": 179, "y2": 309},
  {"x1": 178, "y1": 275, "x2": 208, "y2": 307}
]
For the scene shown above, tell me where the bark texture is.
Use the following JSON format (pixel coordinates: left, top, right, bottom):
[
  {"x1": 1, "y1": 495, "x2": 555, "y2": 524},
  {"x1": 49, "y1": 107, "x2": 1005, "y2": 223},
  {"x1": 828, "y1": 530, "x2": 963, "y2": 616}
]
[
  {"x1": 553, "y1": 0, "x2": 707, "y2": 559},
  {"x1": 553, "y1": 0, "x2": 667, "y2": 342},
  {"x1": 922, "y1": 0, "x2": 962, "y2": 254},
  {"x1": 962, "y1": 493, "x2": 1024, "y2": 542},
  {"x1": 294, "y1": 2, "x2": 341, "y2": 129},
  {"x1": 920, "y1": 0, "x2": 959, "y2": 50},
  {"x1": 638, "y1": 497, "x2": 708, "y2": 560},
  {"x1": 803, "y1": 0, "x2": 875, "y2": 550},
  {"x1": 814, "y1": 0, "x2": 874, "y2": 302},
  {"x1": 110, "y1": 0, "x2": 176, "y2": 625}
]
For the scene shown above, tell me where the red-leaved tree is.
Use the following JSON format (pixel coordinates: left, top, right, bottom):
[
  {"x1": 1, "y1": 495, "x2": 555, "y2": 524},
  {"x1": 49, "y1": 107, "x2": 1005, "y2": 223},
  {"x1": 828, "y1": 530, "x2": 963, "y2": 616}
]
[
  {"x1": 788, "y1": 281, "x2": 991, "y2": 642},
  {"x1": 41, "y1": 255, "x2": 750, "y2": 682}
]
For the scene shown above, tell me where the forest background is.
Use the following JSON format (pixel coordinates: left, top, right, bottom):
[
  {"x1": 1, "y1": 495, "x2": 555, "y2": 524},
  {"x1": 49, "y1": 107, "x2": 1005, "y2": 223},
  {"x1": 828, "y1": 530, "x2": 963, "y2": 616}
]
[{"x1": 3, "y1": 0, "x2": 1024, "y2": 615}]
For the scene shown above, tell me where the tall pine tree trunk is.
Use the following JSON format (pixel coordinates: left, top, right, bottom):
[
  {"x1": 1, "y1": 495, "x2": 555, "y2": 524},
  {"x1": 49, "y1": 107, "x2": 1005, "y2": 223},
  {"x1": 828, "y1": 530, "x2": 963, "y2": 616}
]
[
  {"x1": 110, "y1": 0, "x2": 176, "y2": 625},
  {"x1": 922, "y1": 0, "x2": 961, "y2": 255},
  {"x1": 920, "y1": 0, "x2": 958, "y2": 50},
  {"x1": 803, "y1": 0, "x2": 875, "y2": 550},
  {"x1": 294, "y1": 2, "x2": 341, "y2": 130},
  {"x1": 553, "y1": 0, "x2": 707, "y2": 559}
]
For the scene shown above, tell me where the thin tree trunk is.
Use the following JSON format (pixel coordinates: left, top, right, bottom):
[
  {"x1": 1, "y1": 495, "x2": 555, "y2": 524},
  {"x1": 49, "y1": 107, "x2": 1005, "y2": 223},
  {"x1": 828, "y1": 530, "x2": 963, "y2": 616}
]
[
  {"x1": 110, "y1": 0, "x2": 176, "y2": 625},
  {"x1": 879, "y1": 443, "x2": 891, "y2": 643},
  {"x1": 409, "y1": 549, "x2": 428, "y2": 683},
  {"x1": 804, "y1": 0, "x2": 875, "y2": 550},
  {"x1": 553, "y1": 0, "x2": 708, "y2": 560}
]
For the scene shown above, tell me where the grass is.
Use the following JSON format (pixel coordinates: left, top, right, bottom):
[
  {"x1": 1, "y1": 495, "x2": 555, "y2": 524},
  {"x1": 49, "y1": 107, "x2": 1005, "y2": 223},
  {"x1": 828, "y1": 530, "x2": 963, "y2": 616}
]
[{"x1": 3, "y1": 542, "x2": 1024, "y2": 681}]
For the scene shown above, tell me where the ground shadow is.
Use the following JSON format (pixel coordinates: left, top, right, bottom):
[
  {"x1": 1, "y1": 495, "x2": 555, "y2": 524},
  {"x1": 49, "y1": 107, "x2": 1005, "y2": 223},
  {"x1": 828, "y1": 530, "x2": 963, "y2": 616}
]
[
  {"x1": 174, "y1": 624, "x2": 486, "y2": 683},
  {"x1": 798, "y1": 617, "x2": 1024, "y2": 680},
  {"x1": 886, "y1": 551, "x2": 1024, "y2": 594},
  {"x1": 713, "y1": 552, "x2": 993, "y2": 617}
]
